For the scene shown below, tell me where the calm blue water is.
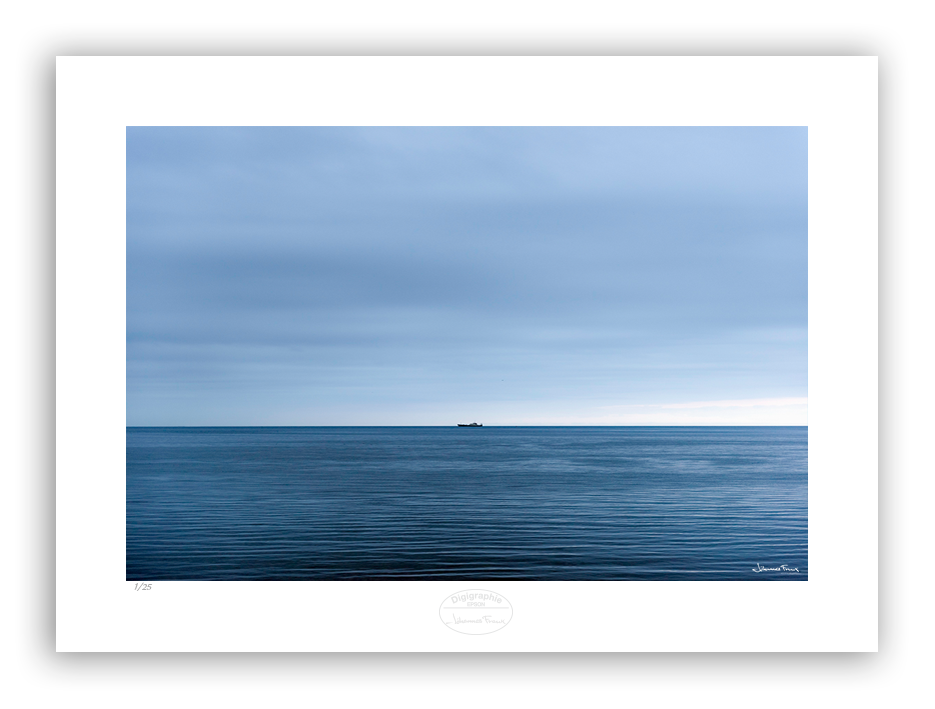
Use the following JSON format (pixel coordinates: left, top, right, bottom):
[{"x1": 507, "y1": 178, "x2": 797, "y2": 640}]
[{"x1": 126, "y1": 426, "x2": 807, "y2": 581}]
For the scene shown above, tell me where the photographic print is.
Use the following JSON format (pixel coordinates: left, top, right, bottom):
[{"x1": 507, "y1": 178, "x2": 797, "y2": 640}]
[{"x1": 126, "y1": 126, "x2": 808, "y2": 582}]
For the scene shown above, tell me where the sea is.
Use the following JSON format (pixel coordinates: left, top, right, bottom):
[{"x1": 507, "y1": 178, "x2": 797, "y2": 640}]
[{"x1": 126, "y1": 426, "x2": 807, "y2": 581}]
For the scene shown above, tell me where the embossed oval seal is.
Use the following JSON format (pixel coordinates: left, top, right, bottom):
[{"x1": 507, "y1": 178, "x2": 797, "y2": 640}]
[{"x1": 439, "y1": 589, "x2": 513, "y2": 635}]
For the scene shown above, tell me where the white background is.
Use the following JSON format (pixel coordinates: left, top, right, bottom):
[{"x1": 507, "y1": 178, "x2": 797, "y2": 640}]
[
  {"x1": 56, "y1": 56, "x2": 875, "y2": 654},
  {"x1": 56, "y1": 52, "x2": 877, "y2": 651}
]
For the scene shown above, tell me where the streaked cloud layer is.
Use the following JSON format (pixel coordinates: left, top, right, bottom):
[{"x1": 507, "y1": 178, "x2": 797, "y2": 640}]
[{"x1": 127, "y1": 127, "x2": 807, "y2": 425}]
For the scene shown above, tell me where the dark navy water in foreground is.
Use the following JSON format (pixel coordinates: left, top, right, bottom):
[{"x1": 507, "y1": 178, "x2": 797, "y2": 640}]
[{"x1": 127, "y1": 427, "x2": 807, "y2": 580}]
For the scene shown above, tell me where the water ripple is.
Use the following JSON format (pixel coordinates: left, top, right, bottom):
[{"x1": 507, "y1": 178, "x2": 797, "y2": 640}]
[{"x1": 127, "y1": 426, "x2": 807, "y2": 580}]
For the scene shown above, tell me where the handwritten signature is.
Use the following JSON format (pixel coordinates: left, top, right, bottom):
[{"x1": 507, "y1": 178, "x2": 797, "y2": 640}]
[
  {"x1": 447, "y1": 614, "x2": 507, "y2": 625},
  {"x1": 752, "y1": 563, "x2": 799, "y2": 573}
]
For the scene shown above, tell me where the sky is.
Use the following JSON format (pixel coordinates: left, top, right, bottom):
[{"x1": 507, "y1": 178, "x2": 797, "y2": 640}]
[{"x1": 126, "y1": 127, "x2": 807, "y2": 425}]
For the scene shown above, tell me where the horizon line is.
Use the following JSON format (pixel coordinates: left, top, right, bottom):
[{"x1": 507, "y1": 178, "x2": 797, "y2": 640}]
[{"x1": 125, "y1": 423, "x2": 809, "y2": 428}]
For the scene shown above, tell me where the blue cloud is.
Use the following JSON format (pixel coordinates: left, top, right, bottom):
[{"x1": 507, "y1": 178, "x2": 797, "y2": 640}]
[{"x1": 127, "y1": 127, "x2": 807, "y2": 425}]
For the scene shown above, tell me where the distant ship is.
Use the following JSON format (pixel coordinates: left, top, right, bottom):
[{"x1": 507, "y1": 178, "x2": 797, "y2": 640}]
[{"x1": 457, "y1": 422, "x2": 483, "y2": 427}]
